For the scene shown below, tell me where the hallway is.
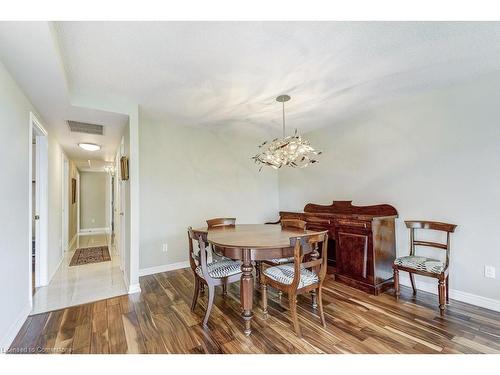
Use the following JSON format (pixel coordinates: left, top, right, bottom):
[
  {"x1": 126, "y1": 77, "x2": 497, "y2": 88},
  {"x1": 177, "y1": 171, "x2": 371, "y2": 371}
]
[{"x1": 31, "y1": 233, "x2": 127, "y2": 315}]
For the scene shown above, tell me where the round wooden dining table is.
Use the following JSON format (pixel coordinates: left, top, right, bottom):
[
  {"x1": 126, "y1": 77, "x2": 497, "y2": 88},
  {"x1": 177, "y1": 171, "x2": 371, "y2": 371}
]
[{"x1": 199, "y1": 224, "x2": 323, "y2": 335}]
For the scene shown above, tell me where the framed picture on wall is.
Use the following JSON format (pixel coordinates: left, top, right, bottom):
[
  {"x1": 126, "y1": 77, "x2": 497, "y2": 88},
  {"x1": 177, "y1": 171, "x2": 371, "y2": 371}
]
[
  {"x1": 71, "y1": 178, "x2": 77, "y2": 203},
  {"x1": 120, "y1": 156, "x2": 129, "y2": 181}
]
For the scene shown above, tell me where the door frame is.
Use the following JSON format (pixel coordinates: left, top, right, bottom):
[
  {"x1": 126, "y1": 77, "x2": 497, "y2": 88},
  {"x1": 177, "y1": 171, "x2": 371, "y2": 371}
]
[
  {"x1": 76, "y1": 171, "x2": 80, "y2": 234},
  {"x1": 61, "y1": 154, "x2": 69, "y2": 253},
  {"x1": 29, "y1": 112, "x2": 49, "y2": 302},
  {"x1": 115, "y1": 138, "x2": 126, "y2": 272}
]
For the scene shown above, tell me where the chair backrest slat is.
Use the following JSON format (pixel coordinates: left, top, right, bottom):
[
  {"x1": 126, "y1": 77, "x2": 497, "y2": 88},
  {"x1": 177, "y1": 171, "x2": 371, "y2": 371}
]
[
  {"x1": 413, "y1": 240, "x2": 448, "y2": 250},
  {"x1": 301, "y1": 259, "x2": 322, "y2": 269},
  {"x1": 405, "y1": 220, "x2": 456, "y2": 233},
  {"x1": 206, "y1": 217, "x2": 236, "y2": 229},
  {"x1": 281, "y1": 219, "x2": 306, "y2": 231}
]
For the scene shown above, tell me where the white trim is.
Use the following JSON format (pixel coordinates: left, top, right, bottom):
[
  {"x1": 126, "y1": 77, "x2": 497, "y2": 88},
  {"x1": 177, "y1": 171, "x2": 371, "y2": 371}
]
[
  {"x1": 28, "y1": 121, "x2": 34, "y2": 306},
  {"x1": 122, "y1": 270, "x2": 141, "y2": 294},
  {"x1": 28, "y1": 111, "x2": 49, "y2": 307},
  {"x1": 139, "y1": 261, "x2": 190, "y2": 277},
  {"x1": 35, "y1": 135, "x2": 49, "y2": 287},
  {"x1": 48, "y1": 254, "x2": 64, "y2": 284},
  {"x1": 106, "y1": 173, "x2": 112, "y2": 237},
  {"x1": 128, "y1": 283, "x2": 141, "y2": 294},
  {"x1": 61, "y1": 154, "x2": 69, "y2": 253},
  {"x1": 68, "y1": 233, "x2": 77, "y2": 251},
  {"x1": 399, "y1": 274, "x2": 500, "y2": 312},
  {"x1": 129, "y1": 108, "x2": 140, "y2": 296},
  {"x1": 79, "y1": 227, "x2": 110, "y2": 234},
  {"x1": 0, "y1": 302, "x2": 31, "y2": 353},
  {"x1": 76, "y1": 172, "x2": 80, "y2": 233},
  {"x1": 30, "y1": 112, "x2": 47, "y2": 136}
]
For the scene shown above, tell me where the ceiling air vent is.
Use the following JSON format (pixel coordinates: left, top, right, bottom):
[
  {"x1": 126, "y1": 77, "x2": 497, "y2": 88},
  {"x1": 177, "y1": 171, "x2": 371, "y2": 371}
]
[{"x1": 67, "y1": 121, "x2": 104, "y2": 135}]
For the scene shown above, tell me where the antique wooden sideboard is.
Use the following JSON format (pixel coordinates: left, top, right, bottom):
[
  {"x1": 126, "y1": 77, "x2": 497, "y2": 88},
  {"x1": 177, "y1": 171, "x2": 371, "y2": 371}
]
[{"x1": 277, "y1": 200, "x2": 398, "y2": 295}]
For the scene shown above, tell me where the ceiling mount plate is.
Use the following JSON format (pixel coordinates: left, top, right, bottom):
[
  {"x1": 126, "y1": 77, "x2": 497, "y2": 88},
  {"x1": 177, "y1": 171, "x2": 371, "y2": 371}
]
[{"x1": 276, "y1": 94, "x2": 291, "y2": 102}]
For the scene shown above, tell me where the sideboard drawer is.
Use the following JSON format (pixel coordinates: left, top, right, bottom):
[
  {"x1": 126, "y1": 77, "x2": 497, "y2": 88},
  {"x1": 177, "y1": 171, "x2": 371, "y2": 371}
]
[
  {"x1": 335, "y1": 219, "x2": 371, "y2": 230},
  {"x1": 306, "y1": 217, "x2": 331, "y2": 226}
]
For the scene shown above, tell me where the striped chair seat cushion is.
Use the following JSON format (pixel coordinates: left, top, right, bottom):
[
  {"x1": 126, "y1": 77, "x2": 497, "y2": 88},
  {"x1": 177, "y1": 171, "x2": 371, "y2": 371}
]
[
  {"x1": 268, "y1": 257, "x2": 294, "y2": 265},
  {"x1": 394, "y1": 255, "x2": 445, "y2": 274},
  {"x1": 263, "y1": 264, "x2": 319, "y2": 288},
  {"x1": 195, "y1": 259, "x2": 242, "y2": 279}
]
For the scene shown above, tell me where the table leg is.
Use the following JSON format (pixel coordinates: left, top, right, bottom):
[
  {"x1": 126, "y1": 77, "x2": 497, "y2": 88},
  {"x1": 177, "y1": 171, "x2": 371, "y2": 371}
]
[{"x1": 240, "y1": 249, "x2": 254, "y2": 335}]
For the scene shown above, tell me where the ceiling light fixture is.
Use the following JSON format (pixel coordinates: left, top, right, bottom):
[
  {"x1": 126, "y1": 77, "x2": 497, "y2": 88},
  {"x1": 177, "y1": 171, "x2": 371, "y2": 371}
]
[
  {"x1": 252, "y1": 95, "x2": 321, "y2": 171},
  {"x1": 78, "y1": 143, "x2": 101, "y2": 151}
]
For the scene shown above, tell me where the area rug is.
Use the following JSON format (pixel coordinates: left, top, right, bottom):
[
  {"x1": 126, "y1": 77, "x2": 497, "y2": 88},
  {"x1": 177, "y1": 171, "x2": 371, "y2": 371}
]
[{"x1": 69, "y1": 246, "x2": 111, "y2": 266}]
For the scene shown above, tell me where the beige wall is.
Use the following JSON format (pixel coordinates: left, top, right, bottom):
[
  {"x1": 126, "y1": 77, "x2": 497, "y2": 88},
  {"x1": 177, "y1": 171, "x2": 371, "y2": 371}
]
[
  {"x1": 0, "y1": 58, "x2": 36, "y2": 348},
  {"x1": 0, "y1": 59, "x2": 67, "y2": 346},
  {"x1": 68, "y1": 159, "x2": 79, "y2": 242},
  {"x1": 138, "y1": 115, "x2": 279, "y2": 270},
  {"x1": 80, "y1": 171, "x2": 107, "y2": 230},
  {"x1": 278, "y1": 72, "x2": 500, "y2": 303}
]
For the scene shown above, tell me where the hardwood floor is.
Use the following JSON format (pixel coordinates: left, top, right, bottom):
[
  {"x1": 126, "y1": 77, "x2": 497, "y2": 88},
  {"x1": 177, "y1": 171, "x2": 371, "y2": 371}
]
[{"x1": 9, "y1": 268, "x2": 500, "y2": 354}]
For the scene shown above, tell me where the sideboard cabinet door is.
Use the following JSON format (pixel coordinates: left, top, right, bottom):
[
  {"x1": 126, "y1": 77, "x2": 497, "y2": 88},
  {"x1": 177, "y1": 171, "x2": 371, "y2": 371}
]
[{"x1": 336, "y1": 227, "x2": 373, "y2": 284}]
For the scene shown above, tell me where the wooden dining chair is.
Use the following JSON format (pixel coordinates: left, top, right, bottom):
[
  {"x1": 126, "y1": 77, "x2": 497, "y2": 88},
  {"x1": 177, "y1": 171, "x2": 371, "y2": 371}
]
[
  {"x1": 266, "y1": 219, "x2": 307, "y2": 266},
  {"x1": 393, "y1": 220, "x2": 457, "y2": 316},
  {"x1": 257, "y1": 219, "x2": 307, "y2": 285},
  {"x1": 205, "y1": 217, "x2": 237, "y2": 294},
  {"x1": 188, "y1": 227, "x2": 242, "y2": 327},
  {"x1": 261, "y1": 230, "x2": 329, "y2": 337}
]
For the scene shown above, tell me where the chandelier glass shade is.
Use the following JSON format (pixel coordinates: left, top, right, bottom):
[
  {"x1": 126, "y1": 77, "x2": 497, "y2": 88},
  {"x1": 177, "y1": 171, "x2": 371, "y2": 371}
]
[
  {"x1": 252, "y1": 95, "x2": 321, "y2": 171},
  {"x1": 104, "y1": 165, "x2": 116, "y2": 176}
]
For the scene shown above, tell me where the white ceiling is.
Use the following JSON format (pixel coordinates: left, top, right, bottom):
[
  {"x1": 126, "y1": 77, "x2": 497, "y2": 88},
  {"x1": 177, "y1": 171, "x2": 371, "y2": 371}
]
[
  {"x1": 2, "y1": 21, "x2": 500, "y2": 152},
  {"x1": 54, "y1": 21, "x2": 500, "y2": 135},
  {"x1": 74, "y1": 159, "x2": 114, "y2": 172},
  {"x1": 0, "y1": 22, "x2": 128, "y2": 164}
]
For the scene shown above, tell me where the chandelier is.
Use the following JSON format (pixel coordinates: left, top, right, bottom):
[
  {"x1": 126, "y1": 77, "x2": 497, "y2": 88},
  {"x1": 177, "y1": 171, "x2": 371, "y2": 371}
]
[
  {"x1": 252, "y1": 95, "x2": 321, "y2": 171},
  {"x1": 104, "y1": 164, "x2": 116, "y2": 176}
]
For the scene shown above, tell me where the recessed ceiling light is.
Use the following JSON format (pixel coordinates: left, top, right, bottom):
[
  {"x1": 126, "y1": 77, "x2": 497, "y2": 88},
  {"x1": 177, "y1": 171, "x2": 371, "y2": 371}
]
[{"x1": 78, "y1": 143, "x2": 101, "y2": 151}]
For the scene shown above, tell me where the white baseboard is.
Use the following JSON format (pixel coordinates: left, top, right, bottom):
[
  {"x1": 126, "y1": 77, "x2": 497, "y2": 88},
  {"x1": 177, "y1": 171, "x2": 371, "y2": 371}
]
[
  {"x1": 48, "y1": 254, "x2": 64, "y2": 284},
  {"x1": 122, "y1": 270, "x2": 141, "y2": 295},
  {"x1": 399, "y1": 274, "x2": 500, "y2": 312},
  {"x1": 0, "y1": 302, "x2": 31, "y2": 353},
  {"x1": 139, "y1": 261, "x2": 190, "y2": 277},
  {"x1": 128, "y1": 283, "x2": 141, "y2": 294},
  {"x1": 68, "y1": 233, "x2": 77, "y2": 250},
  {"x1": 79, "y1": 227, "x2": 110, "y2": 235}
]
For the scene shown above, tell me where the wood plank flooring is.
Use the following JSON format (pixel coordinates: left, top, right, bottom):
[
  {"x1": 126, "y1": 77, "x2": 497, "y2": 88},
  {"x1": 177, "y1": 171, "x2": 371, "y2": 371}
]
[{"x1": 9, "y1": 268, "x2": 500, "y2": 354}]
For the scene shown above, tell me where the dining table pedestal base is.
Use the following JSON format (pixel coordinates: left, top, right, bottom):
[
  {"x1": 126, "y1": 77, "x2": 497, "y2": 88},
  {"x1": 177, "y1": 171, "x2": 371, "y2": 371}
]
[{"x1": 240, "y1": 249, "x2": 254, "y2": 336}]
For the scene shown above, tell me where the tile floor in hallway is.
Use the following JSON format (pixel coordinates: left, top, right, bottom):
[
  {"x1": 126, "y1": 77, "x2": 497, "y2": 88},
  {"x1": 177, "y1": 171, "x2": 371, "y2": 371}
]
[{"x1": 31, "y1": 232, "x2": 127, "y2": 315}]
